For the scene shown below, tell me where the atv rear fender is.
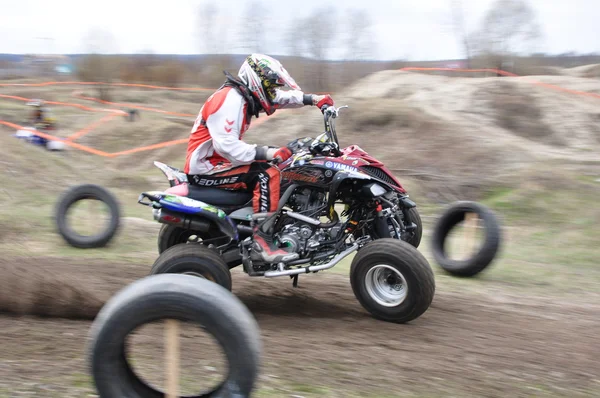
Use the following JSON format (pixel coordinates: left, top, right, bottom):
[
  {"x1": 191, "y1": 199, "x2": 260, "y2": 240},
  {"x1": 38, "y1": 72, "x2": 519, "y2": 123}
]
[
  {"x1": 153, "y1": 161, "x2": 188, "y2": 187},
  {"x1": 139, "y1": 191, "x2": 238, "y2": 240}
]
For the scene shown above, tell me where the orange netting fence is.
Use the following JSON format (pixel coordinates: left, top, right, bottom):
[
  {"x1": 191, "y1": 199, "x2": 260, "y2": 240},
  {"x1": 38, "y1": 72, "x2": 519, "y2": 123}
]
[{"x1": 2, "y1": 67, "x2": 599, "y2": 158}]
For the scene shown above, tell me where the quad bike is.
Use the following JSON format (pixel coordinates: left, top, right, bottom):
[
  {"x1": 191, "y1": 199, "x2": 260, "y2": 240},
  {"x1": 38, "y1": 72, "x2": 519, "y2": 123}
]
[
  {"x1": 138, "y1": 105, "x2": 434, "y2": 323},
  {"x1": 153, "y1": 112, "x2": 422, "y2": 256},
  {"x1": 15, "y1": 117, "x2": 65, "y2": 151}
]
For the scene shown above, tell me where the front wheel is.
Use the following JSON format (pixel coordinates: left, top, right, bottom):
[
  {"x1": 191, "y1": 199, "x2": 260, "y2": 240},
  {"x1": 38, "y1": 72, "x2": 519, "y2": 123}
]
[
  {"x1": 369, "y1": 207, "x2": 423, "y2": 249},
  {"x1": 350, "y1": 239, "x2": 435, "y2": 323},
  {"x1": 400, "y1": 207, "x2": 422, "y2": 248}
]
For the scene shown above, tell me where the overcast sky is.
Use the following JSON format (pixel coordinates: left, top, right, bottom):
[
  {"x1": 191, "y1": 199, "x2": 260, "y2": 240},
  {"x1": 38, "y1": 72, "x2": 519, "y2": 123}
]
[{"x1": 1, "y1": 0, "x2": 598, "y2": 60}]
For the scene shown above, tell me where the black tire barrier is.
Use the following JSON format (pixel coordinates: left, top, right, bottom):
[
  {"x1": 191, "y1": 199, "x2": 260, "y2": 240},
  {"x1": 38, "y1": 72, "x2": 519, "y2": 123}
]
[
  {"x1": 88, "y1": 274, "x2": 261, "y2": 398},
  {"x1": 430, "y1": 201, "x2": 502, "y2": 277},
  {"x1": 350, "y1": 239, "x2": 435, "y2": 323},
  {"x1": 150, "y1": 243, "x2": 233, "y2": 291},
  {"x1": 55, "y1": 184, "x2": 121, "y2": 248}
]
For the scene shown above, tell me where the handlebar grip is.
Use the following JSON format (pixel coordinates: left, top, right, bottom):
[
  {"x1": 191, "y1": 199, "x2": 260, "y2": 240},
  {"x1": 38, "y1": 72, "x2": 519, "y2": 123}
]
[{"x1": 320, "y1": 104, "x2": 330, "y2": 112}]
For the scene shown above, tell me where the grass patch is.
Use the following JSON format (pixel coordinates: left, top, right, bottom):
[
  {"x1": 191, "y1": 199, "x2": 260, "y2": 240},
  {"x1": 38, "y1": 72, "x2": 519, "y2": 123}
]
[{"x1": 70, "y1": 372, "x2": 93, "y2": 389}]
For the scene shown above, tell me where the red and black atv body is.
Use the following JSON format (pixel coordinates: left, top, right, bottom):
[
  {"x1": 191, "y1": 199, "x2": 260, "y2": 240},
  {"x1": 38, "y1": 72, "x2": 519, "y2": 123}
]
[{"x1": 278, "y1": 143, "x2": 407, "y2": 194}]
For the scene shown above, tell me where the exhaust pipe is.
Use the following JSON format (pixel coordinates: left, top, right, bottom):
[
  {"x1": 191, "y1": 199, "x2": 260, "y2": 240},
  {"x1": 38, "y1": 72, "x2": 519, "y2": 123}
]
[
  {"x1": 155, "y1": 208, "x2": 253, "y2": 238},
  {"x1": 153, "y1": 208, "x2": 210, "y2": 232},
  {"x1": 264, "y1": 243, "x2": 359, "y2": 277}
]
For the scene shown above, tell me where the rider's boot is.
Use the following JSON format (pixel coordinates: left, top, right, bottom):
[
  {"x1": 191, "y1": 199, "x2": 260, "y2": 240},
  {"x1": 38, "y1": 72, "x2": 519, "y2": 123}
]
[{"x1": 250, "y1": 216, "x2": 299, "y2": 264}]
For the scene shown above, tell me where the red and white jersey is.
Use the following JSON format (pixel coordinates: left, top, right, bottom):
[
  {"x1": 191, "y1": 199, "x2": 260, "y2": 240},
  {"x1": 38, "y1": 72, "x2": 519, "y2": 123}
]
[{"x1": 184, "y1": 87, "x2": 306, "y2": 175}]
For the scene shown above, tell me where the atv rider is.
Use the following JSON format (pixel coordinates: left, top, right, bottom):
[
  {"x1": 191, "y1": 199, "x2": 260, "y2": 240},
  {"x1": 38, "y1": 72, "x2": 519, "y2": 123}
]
[
  {"x1": 27, "y1": 99, "x2": 55, "y2": 130},
  {"x1": 184, "y1": 54, "x2": 334, "y2": 265}
]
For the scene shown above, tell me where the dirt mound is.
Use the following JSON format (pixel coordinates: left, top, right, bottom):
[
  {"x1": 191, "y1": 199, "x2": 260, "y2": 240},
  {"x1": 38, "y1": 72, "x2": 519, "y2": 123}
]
[
  {"x1": 0, "y1": 260, "x2": 103, "y2": 319},
  {"x1": 251, "y1": 70, "x2": 600, "y2": 201},
  {"x1": 472, "y1": 81, "x2": 561, "y2": 145},
  {"x1": 0, "y1": 256, "x2": 147, "y2": 319},
  {"x1": 563, "y1": 64, "x2": 600, "y2": 79}
]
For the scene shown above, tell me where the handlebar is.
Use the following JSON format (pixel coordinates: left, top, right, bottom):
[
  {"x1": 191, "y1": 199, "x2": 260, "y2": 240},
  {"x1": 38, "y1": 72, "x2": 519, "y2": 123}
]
[
  {"x1": 321, "y1": 104, "x2": 349, "y2": 118},
  {"x1": 282, "y1": 104, "x2": 350, "y2": 160},
  {"x1": 321, "y1": 104, "x2": 349, "y2": 150}
]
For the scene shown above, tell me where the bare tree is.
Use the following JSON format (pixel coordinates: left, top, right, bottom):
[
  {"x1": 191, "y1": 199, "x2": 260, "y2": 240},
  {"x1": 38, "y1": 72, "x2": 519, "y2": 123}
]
[
  {"x1": 470, "y1": 0, "x2": 541, "y2": 60},
  {"x1": 78, "y1": 28, "x2": 119, "y2": 100},
  {"x1": 194, "y1": 2, "x2": 235, "y2": 83},
  {"x1": 344, "y1": 8, "x2": 376, "y2": 61},
  {"x1": 286, "y1": 16, "x2": 307, "y2": 57},
  {"x1": 282, "y1": 9, "x2": 337, "y2": 91},
  {"x1": 196, "y1": 2, "x2": 219, "y2": 54},
  {"x1": 305, "y1": 7, "x2": 337, "y2": 60},
  {"x1": 305, "y1": 7, "x2": 337, "y2": 92},
  {"x1": 449, "y1": 0, "x2": 472, "y2": 67},
  {"x1": 239, "y1": 1, "x2": 266, "y2": 53},
  {"x1": 216, "y1": 18, "x2": 231, "y2": 55}
]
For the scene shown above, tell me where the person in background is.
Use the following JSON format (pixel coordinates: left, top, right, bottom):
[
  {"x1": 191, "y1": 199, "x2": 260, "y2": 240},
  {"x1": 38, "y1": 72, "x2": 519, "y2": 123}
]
[{"x1": 27, "y1": 99, "x2": 56, "y2": 130}]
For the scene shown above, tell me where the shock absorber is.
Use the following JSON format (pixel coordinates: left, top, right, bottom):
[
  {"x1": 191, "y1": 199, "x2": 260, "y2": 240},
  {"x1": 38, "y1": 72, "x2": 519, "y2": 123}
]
[
  {"x1": 346, "y1": 218, "x2": 359, "y2": 233},
  {"x1": 374, "y1": 202, "x2": 391, "y2": 238},
  {"x1": 345, "y1": 206, "x2": 363, "y2": 234}
]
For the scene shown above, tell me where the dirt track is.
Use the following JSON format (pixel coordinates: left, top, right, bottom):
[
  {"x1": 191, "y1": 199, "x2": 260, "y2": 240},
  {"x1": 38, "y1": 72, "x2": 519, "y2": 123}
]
[{"x1": 1, "y1": 256, "x2": 599, "y2": 397}]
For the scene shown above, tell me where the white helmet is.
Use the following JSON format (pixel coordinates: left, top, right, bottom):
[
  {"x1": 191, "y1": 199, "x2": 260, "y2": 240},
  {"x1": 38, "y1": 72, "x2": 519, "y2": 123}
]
[{"x1": 238, "y1": 54, "x2": 301, "y2": 116}]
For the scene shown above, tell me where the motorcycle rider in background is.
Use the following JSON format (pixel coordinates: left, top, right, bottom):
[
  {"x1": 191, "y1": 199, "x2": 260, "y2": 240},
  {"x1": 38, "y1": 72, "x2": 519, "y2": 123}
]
[
  {"x1": 27, "y1": 99, "x2": 56, "y2": 129},
  {"x1": 26, "y1": 99, "x2": 56, "y2": 146},
  {"x1": 184, "y1": 54, "x2": 334, "y2": 265}
]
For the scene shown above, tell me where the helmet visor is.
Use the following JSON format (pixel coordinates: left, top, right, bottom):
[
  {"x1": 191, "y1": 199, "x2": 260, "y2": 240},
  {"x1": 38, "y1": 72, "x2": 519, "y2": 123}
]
[{"x1": 254, "y1": 54, "x2": 301, "y2": 91}]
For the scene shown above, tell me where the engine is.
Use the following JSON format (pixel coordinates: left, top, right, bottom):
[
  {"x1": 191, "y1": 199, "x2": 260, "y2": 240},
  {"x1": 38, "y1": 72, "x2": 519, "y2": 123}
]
[
  {"x1": 288, "y1": 188, "x2": 326, "y2": 215},
  {"x1": 276, "y1": 187, "x2": 340, "y2": 257},
  {"x1": 277, "y1": 224, "x2": 322, "y2": 255}
]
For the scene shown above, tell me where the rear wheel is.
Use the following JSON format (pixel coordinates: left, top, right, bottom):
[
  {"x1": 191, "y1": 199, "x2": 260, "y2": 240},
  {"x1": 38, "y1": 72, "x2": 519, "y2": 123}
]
[
  {"x1": 158, "y1": 224, "x2": 210, "y2": 254},
  {"x1": 150, "y1": 244, "x2": 233, "y2": 291},
  {"x1": 350, "y1": 239, "x2": 435, "y2": 323},
  {"x1": 158, "y1": 225, "x2": 242, "y2": 269}
]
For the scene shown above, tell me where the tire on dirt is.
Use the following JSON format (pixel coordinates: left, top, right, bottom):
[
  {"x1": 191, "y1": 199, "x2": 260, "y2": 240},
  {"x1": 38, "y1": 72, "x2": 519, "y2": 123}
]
[
  {"x1": 401, "y1": 207, "x2": 422, "y2": 248},
  {"x1": 430, "y1": 201, "x2": 502, "y2": 277},
  {"x1": 150, "y1": 243, "x2": 233, "y2": 291},
  {"x1": 88, "y1": 273, "x2": 261, "y2": 398},
  {"x1": 350, "y1": 238, "x2": 435, "y2": 323},
  {"x1": 55, "y1": 184, "x2": 120, "y2": 248}
]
